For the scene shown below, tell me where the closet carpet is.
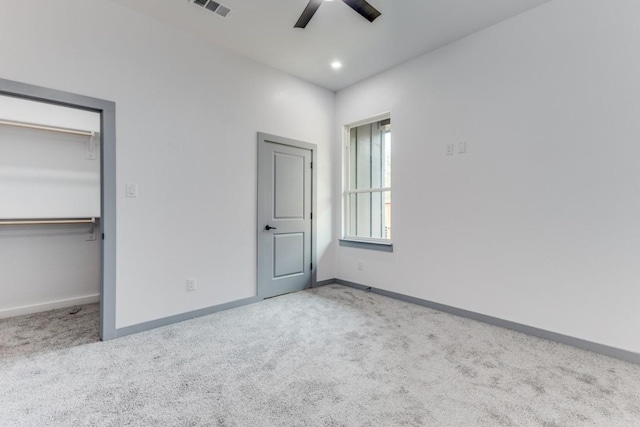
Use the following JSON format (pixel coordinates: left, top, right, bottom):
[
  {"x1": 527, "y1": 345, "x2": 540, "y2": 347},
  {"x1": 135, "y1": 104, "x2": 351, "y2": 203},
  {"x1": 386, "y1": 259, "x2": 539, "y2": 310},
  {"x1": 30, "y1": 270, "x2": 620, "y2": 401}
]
[
  {"x1": 0, "y1": 303, "x2": 99, "y2": 359},
  {"x1": 1, "y1": 285, "x2": 640, "y2": 426}
]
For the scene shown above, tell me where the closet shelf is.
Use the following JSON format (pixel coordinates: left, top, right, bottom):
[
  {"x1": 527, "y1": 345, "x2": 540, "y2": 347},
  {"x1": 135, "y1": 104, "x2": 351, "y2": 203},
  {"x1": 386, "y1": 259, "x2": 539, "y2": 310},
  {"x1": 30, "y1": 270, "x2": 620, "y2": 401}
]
[
  {"x1": 0, "y1": 218, "x2": 97, "y2": 226},
  {"x1": 0, "y1": 119, "x2": 95, "y2": 137}
]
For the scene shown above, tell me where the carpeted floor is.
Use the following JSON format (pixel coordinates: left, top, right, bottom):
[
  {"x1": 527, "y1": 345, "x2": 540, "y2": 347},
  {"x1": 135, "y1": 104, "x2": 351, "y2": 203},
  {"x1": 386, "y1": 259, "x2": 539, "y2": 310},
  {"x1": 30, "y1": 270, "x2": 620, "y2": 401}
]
[
  {"x1": 0, "y1": 303, "x2": 99, "y2": 359},
  {"x1": 1, "y1": 285, "x2": 639, "y2": 426}
]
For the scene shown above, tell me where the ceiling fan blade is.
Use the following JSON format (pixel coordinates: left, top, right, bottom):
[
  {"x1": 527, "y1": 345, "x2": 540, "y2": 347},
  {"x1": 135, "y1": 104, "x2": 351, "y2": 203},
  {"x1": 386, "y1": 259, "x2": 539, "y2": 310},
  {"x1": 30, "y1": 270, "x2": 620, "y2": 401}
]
[
  {"x1": 341, "y1": 0, "x2": 381, "y2": 22},
  {"x1": 294, "y1": 0, "x2": 324, "y2": 28}
]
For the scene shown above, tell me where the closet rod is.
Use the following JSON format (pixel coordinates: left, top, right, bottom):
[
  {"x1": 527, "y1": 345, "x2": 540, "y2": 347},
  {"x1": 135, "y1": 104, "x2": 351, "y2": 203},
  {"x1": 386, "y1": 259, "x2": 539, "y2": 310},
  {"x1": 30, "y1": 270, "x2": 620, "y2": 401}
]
[
  {"x1": 0, "y1": 218, "x2": 96, "y2": 226},
  {"x1": 0, "y1": 119, "x2": 94, "y2": 137}
]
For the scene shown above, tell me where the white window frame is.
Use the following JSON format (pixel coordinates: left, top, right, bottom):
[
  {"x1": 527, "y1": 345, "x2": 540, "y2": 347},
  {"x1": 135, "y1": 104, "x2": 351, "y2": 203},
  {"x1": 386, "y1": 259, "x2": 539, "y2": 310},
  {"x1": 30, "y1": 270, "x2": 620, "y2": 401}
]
[{"x1": 343, "y1": 113, "x2": 392, "y2": 246}]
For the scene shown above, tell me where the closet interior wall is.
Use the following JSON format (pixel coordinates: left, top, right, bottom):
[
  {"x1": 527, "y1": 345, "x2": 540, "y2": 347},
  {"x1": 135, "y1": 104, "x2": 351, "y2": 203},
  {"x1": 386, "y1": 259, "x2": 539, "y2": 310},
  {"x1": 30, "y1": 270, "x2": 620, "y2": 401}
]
[{"x1": 0, "y1": 95, "x2": 101, "y2": 318}]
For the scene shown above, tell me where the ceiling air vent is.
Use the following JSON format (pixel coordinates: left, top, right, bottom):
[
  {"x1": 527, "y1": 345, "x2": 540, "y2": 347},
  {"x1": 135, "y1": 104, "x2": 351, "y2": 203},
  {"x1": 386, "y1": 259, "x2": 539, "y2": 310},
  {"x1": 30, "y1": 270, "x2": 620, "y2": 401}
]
[
  {"x1": 190, "y1": 0, "x2": 231, "y2": 18},
  {"x1": 216, "y1": 5, "x2": 231, "y2": 17},
  {"x1": 205, "y1": 1, "x2": 220, "y2": 12}
]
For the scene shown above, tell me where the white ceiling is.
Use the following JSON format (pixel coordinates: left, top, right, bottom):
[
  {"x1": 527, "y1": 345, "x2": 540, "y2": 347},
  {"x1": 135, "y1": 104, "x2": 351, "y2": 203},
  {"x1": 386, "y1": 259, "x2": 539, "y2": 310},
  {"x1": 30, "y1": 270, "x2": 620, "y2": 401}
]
[{"x1": 110, "y1": 0, "x2": 552, "y2": 91}]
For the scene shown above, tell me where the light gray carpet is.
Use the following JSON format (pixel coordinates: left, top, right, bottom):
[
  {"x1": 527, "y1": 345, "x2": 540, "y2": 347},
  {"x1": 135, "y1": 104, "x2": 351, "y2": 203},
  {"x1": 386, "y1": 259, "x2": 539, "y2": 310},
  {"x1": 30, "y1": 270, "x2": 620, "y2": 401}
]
[
  {"x1": 0, "y1": 303, "x2": 99, "y2": 359},
  {"x1": 1, "y1": 285, "x2": 639, "y2": 426}
]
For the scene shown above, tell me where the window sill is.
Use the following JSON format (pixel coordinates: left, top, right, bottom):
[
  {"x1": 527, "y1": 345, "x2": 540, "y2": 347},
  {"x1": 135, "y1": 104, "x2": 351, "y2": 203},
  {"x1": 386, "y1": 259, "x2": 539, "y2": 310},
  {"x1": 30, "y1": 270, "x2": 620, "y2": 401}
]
[{"x1": 339, "y1": 239, "x2": 394, "y2": 252}]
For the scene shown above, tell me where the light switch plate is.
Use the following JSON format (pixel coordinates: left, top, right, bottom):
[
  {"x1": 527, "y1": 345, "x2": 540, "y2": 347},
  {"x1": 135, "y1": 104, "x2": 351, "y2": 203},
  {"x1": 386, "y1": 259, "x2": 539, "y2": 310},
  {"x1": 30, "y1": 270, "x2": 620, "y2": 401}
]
[
  {"x1": 458, "y1": 141, "x2": 467, "y2": 154},
  {"x1": 126, "y1": 184, "x2": 137, "y2": 198}
]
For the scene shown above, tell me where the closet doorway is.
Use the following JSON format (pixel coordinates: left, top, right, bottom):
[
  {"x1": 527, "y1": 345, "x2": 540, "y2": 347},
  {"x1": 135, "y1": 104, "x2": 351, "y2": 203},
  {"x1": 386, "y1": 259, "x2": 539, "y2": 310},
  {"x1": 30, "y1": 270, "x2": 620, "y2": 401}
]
[{"x1": 0, "y1": 79, "x2": 116, "y2": 343}]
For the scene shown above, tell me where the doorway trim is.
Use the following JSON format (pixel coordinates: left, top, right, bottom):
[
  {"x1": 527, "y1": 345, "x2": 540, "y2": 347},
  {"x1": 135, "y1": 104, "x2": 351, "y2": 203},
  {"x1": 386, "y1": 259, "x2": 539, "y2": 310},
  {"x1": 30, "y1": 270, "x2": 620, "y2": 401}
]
[
  {"x1": 0, "y1": 78, "x2": 117, "y2": 340},
  {"x1": 257, "y1": 132, "x2": 317, "y2": 298}
]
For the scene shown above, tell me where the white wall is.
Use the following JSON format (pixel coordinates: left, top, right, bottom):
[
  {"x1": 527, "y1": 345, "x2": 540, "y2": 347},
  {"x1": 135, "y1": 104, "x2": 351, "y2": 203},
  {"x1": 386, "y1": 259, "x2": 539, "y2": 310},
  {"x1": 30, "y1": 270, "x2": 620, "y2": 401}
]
[
  {"x1": 0, "y1": 95, "x2": 100, "y2": 132},
  {"x1": 0, "y1": 0, "x2": 335, "y2": 328},
  {"x1": 335, "y1": 0, "x2": 640, "y2": 353},
  {"x1": 0, "y1": 225, "x2": 101, "y2": 318},
  {"x1": 0, "y1": 97, "x2": 101, "y2": 318},
  {"x1": 0, "y1": 95, "x2": 101, "y2": 219}
]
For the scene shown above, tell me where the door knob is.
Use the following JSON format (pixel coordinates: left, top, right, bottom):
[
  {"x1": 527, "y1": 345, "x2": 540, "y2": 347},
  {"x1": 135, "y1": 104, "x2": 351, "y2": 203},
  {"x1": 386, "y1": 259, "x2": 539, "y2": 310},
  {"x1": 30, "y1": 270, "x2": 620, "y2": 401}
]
[{"x1": 265, "y1": 225, "x2": 277, "y2": 231}]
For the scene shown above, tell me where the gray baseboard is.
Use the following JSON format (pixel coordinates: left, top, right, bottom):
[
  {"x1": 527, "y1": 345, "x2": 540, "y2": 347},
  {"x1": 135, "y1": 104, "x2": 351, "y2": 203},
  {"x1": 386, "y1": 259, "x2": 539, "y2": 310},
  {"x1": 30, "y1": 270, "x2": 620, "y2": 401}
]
[
  {"x1": 313, "y1": 279, "x2": 336, "y2": 288},
  {"x1": 115, "y1": 279, "x2": 336, "y2": 338},
  {"x1": 115, "y1": 296, "x2": 261, "y2": 338},
  {"x1": 333, "y1": 279, "x2": 640, "y2": 365},
  {"x1": 113, "y1": 278, "x2": 640, "y2": 364}
]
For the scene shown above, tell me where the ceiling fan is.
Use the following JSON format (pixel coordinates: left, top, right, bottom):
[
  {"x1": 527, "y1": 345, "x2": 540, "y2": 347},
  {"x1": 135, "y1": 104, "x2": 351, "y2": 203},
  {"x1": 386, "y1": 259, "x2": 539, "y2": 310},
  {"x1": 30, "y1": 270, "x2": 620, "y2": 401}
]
[{"x1": 295, "y1": 0, "x2": 381, "y2": 29}]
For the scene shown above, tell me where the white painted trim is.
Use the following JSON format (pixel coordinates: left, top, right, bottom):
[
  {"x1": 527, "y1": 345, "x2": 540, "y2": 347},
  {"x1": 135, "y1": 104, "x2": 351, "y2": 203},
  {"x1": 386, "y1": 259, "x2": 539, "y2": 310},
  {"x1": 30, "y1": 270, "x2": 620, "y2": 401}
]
[
  {"x1": 339, "y1": 239, "x2": 394, "y2": 252},
  {"x1": 0, "y1": 294, "x2": 100, "y2": 319},
  {"x1": 346, "y1": 187, "x2": 392, "y2": 194},
  {"x1": 343, "y1": 113, "x2": 392, "y2": 241},
  {"x1": 345, "y1": 112, "x2": 391, "y2": 129},
  {"x1": 340, "y1": 237, "x2": 394, "y2": 246}
]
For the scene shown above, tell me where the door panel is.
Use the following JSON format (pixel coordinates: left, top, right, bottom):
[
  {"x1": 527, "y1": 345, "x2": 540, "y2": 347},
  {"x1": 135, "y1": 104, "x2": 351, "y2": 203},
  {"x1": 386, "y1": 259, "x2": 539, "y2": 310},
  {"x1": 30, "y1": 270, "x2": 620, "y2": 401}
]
[
  {"x1": 274, "y1": 152, "x2": 305, "y2": 219},
  {"x1": 274, "y1": 233, "x2": 305, "y2": 277},
  {"x1": 258, "y1": 133, "x2": 314, "y2": 299}
]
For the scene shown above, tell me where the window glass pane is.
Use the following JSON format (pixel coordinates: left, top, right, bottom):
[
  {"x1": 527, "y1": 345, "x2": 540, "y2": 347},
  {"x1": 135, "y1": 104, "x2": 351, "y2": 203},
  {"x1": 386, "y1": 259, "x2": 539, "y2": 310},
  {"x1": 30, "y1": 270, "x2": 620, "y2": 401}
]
[
  {"x1": 348, "y1": 193, "x2": 357, "y2": 235},
  {"x1": 346, "y1": 117, "x2": 391, "y2": 241},
  {"x1": 348, "y1": 191, "x2": 391, "y2": 239},
  {"x1": 349, "y1": 129, "x2": 357, "y2": 191},
  {"x1": 371, "y1": 191, "x2": 383, "y2": 239},
  {"x1": 355, "y1": 192, "x2": 371, "y2": 237},
  {"x1": 384, "y1": 131, "x2": 391, "y2": 188},
  {"x1": 355, "y1": 124, "x2": 371, "y2": 190},
  {"x1": 350, "y1": 122, "x2": 389, "y2": 190},
  {"x1": 371, "y1": 125, "x2": 383, "y2": 189}
]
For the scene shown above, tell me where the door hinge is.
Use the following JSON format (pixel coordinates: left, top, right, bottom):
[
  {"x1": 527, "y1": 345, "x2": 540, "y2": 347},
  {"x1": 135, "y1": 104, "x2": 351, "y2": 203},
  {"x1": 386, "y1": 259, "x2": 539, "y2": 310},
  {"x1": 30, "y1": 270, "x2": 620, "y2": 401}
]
[
  {"x1": 310, "y1": 161, "x2": 313, "y2": 169},
  {"x1": 310, "y1": 262, "x2": 313, "y2": 269},
  {"x1": 310, "y1": 212, "x2": 313, "y2": 220}
]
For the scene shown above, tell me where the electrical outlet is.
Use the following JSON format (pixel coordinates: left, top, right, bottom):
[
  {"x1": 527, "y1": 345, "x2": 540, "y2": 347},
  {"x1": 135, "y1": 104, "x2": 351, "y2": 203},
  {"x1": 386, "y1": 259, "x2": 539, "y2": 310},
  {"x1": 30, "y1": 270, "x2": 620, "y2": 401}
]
[
  {"x1": 357, "y1": 261, "x2": 364, "y2": 271},
  {"x1": 446, "y1": 144, "x2": 455, "y2": 156},
  {"x1": 186, "y1": 278, "x2": 197, "y2": 292}
]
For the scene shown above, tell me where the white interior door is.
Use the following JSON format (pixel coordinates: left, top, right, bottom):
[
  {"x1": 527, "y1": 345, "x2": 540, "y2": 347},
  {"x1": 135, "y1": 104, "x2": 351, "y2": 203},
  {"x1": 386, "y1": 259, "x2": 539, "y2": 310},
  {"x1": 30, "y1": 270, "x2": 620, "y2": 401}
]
[{"x1": 257, "y1": 133, "x2": 314, "y2": 299}]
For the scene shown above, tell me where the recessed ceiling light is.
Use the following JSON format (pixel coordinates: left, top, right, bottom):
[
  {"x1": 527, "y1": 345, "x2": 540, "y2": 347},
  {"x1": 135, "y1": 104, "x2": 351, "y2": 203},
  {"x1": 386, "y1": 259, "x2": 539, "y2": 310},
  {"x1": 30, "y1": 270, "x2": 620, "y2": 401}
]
[{"x1": 331, "y1": 61, "x2": 343, "y2": 70}]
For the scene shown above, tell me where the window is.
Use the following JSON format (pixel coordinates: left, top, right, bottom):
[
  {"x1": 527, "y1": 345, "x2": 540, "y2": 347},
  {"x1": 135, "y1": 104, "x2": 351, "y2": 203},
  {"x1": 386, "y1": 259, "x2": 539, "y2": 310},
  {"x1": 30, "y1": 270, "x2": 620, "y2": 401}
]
[{"x1": 344, "y1": 116, "x2": 391, "y2": 245}]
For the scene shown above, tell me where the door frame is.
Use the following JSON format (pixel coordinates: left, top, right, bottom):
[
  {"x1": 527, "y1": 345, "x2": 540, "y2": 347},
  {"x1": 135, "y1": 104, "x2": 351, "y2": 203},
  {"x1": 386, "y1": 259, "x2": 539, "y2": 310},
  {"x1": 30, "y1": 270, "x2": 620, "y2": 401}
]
[
  {"x1": 0, "y1": 78, "x2": 117, "y2": 341},
  {"x1": 257, "y1": 132, "x2": 317, "y2": 298}
]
